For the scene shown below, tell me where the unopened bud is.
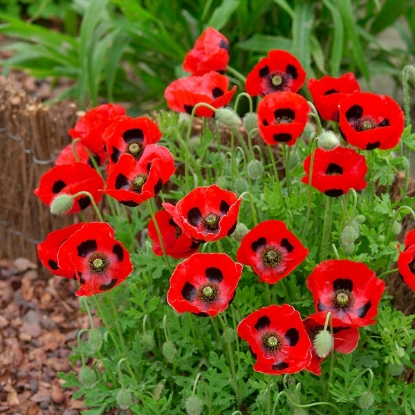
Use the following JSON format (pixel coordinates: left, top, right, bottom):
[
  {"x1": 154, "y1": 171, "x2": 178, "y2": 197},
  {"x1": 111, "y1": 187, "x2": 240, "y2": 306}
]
[
  {"x1": 341, "y1": 225, "x2": 358, "y2": 245},
  {"x1": 215, "y1": 107, "x2": 242, "y2": 129},
  {"x1": 355, "y1": 215, "x2": 366, "y2": 224},
  {"x1": 88, "y1": 328, "x2": 103, "y2": 351},
  {"x1": 396, "y1": 345, "x2": 406, "y2": 359},
  {"x1": 301, "y1": 122, "x2": 315, "y2": 141},
  {"x1": 216, "y1": 176, "x2": 228, "y2": 189},
  {"x1": 357, "y1": 391, "x2": 375, "y2": 409},
  {"x1": 50, "y1": 193, "x2": 74, "y2": 215},
  {"x1": 189, "y1": 136, "x2": 201, "y2": 151},
  {"x1": 231, "y1": 223, "x2": 249, "y2": 243},
  {"x1": 247, "y1": 159, "x2": 264, "y2": 180},
  {"x1": 234, "y1": 178, "x2": 249, "y2": 195},
  {"x1": 222, "y1": 327, "x2": 236, "y2": 343},
  {"x1": 317, "y1": 131, "x2": 340, "y2": 150},
  {"x1": 162, "y1": 341, "x2": 177, "y2": 363},
  {"x1": 290, "y1": 152, "x2": 301, "y2": 169},
  {"x1": 392, "y1": 221, "x2": 402, "y2": 235},
  {"x1": 153, "y1": 382, "x2": 164, "y2": 401},
  {"x1": 78, "y1": 366, "x2": 97, "y2": 388},
  {"x1": 389, "y1": 362, "x2": 404, "y2": 376},
  {"x1": 343, "y1": 243, "x2": 355, "y2": 255},
  {"x1": 116, "y1": 388, "x2": 133, "y2": 410},
  {"x1": 141, "y1": 333, "x2": 156, "y2": 352},
  {"x1": 243, "y1": 112, "x2": 258, "y2": 135},
  {"x1": 185, "y1": 395, "x2": 203, "y2": 415},
  {"x1": 313, "y1": 330, "x2": 334, "y2": 358},
  {"x1": 377, "y1": 235, "x2": 386, "y2": 243}
]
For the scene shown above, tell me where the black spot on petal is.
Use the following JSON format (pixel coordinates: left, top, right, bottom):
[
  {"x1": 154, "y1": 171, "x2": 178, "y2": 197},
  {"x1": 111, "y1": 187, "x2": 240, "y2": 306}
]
[
  {"x1": 227, "y1": 221, "x2": 237, "y2": 236},
  {"x1": 286, "y1": 64, "x2": 298, "y2": 79},
  {"x1": 113, "y1": 244, "x2": 124, "y2": 261},
  {"x1": 193, "y1": 312, "x2": 209, "y2": 317},
  {"x1": 187, "y1": 207, "x2": 202, "y2": 226},
  {"x1": 272, "y1": 361, "x2": 289, "y2": 370},
  {"x1": 52, "y1": 180, "x2": 66, "y2": 194},
  {"x1": 184, "y1": 104, "x2": 194, "y2": 115},
  {"x1": 274, "y1": 108, "x2": 295, "y2": 120},
  {"x1": 77, "y1": 240, "x2": 97, "y2": 257},
  {"x1": 325, "y1": 189, "x2": 343, "y2": 197},
  {"x1": 345, "y1": 105, "x2": 363, "y2": 121},
  {"x1": 280, "y1": 238, "x2": 294, "y2": 253},
  {"x1": 252, "y1": 237, "x2": 266, "y2": 252},
  {"x1": 378, "y1": 119, "x2": 390, "y2": 127},
  {"x1": 259, "y1": 66, "x2": 270, "y2": 78},
  {"x1": 325, "y1": 163, "x2": 343, "y2": 175},
  {"x1": 78, "y1": 196, "x2": 91, "y2": 210},
  {"x1": 220, "y1": 200, "x2": 230, "y2": 215},
  {"x1": 357, "y1": 301, "x2": 371, "y2": 318},
  {"x1": 181, "y1": 282, "x2": 197, "y2": 301},
  {"x1": 206, "y1": 267, "x2": 223, "y2": 283},
  {"x1": 285, "y1": 328, "x2": 299, "y2": 346},
  {"x1": 409, "y1": 259, "x2": 415, "y2": 275},
  {"x1": 154, "y1": 178, "x2": 163, "y2": 194},
  {"x1": 249, "y1": 347, "x2": 258, "y2": 360},
  {"x1": 333, "y1": 278, "x2": 353, "y2": 292},
  {"x1": 254, "y1": 315, "x2": 271, "y2": 331},
  {"x1": 100, "y1": 278, "x2": 118, "y2": 291},
  {"x1": 263, "y1": 119, "x2": 269, "y2": 126},
  {"x1": 122, "y1": 128, "x2": 143, "y2": 143},
  {"x1": 48, "y1": 259, "x2": 59, "y2": 270},
  {"x1": 212, "y1": 87, "x2": 224, "y2": 98},
  {"x1": 189, "y1": 241, "x2": 200, "y2": 250},
  {"x1": 111, "y1": 147, "x2": 121, "y2": 164},
  {"x1": 273, "y1": 133, "x2": 292, "y2": 143},
  {"x1": 324, "y1": 89, "x2": 339, "y2": 95},
  {"x1": 366, "y1": 142, "x2": 381, "y2": 150},
  {"x1": 121, "y1": 200, "x2": 139, "y2": 207},
  {"x1": 219, "y1": 39, "x2": 230, "y2": 53},
  {"x1": 115, "y1": 173, "x2": 129, "y2": 190}
]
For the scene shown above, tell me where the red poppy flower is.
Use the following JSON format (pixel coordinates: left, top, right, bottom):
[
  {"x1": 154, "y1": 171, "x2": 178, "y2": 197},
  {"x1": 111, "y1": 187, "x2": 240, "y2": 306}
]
[
  {"x1": 307, "y1": 73, "x2": 360, "y2": 122},
  {"x1": 34, "y1": 163, "x2": 104, "y2": 214},
  {"x1": 104, "y1": 144, "x2": 175, "y2": 207},
  {"x1": 171, "y1": 184, "x2": 241, "y2": 242},
  {"x1": 238, "y1": 304, "x2": 312, "y2": 375},
  {"x1": 183, "y1": 27, "x2": 230, "y2": 76},
  {"x1": 55, "y1": 141, "x2": 106, "y2": 167},
  {"x1": 306, "y1": 260, "x2": 385, "y2": 327},
  {"x1": 236, "y1": 220, "x2": 308, "y2": 284},
  {"x1": 69, "y1": 104, "x2": 126, "y2": 154},
  {"x1": 257, "y1": 92, "x2": 309, "y2": 146},
  {"x1": 167, "y1": 253, "x2": 242, "y2": 316},
  {"x1": 57, "y1": 222, "x2": 132, "y2": 297},
  {"x1": 338, "y1": 92, "x2": 404, "y2": 150},
  {"x1": 397, "y1": 229, "x2": 415, "y2": 292},
  {"x1": 148, "y1": 206, "x2": 200, "y2": 259},
  {"x1": 103, "y1": 116, "x2": 162, "y2": 173},
  {"x1": 164, "y1": 72, "x2": 237, "y2": 117},
  {"x1": 38, "y1": 223, "x2": 85, "y2": 278},
  {"x1": 302, "y1": 147, "x2": 368, "y2": 197},
  {"x1": 303, "y1": 317, "x2": 360, "y2": 376},
  {"x1": 245, "y1": 50, "x2": 306, "y2": 97}
]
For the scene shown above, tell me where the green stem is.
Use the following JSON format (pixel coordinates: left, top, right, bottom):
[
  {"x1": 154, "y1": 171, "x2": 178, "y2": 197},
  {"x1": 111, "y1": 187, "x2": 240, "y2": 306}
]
[
  {"x1": 71, "y1": 137, "x2": 81, "y2": 162},
  {"x1": 377, "y1": 268, "x2": 398, "y2": 279},
  {"x1": 240, "y1": 191, "x2": 258, "y2": 226},
  {"x1": 347, "y1": 368, "x2": 374, "y2": 394},
  {"x1": 226, "y1": 65, "x2": 247, "y2": 83},
  {"x1": 266, "y1": 145, "x2": 283, "y2": 206},
  {"x1": 234, "y1": 92, "x2": 253, "y2": 114},
  {"x1": 302, "y1": 138, "x2": 317, "y2": 241},
  {"x1": 320, "y1": 197, "x2": 334, "y2": 262},
  {"x1": 71, "y1": 190, "x2": 104, "y2": 221},
  {"x1": 267, "y1": 376, "x2": 272, "y2": 415},
  {"x1": 77, "y1": 328, "x2": 89, "y2": 365},
  {"x1": 283, "y1": 143, "x2": 291, "y2": 196},
  {"x1": 280, "y1": 391, "x2": 342, "y2": 415},
  {"x1": 307, "y1": 102, "x2": 323, "y2": 134},
  {"x1": 402, "y1": 66, "x2": 415, "y2": 129}
]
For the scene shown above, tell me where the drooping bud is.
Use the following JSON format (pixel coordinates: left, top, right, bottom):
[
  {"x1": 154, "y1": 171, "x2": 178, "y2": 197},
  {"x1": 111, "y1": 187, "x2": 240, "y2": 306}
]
[
  {"x1": 215, "y1": 107, "x2": 242, "y2": 129},
  {"x1": 341, "y1": 225, "x2": 358, "y2": 245},
  {"x1": 88, "y1": 328, "x2": 103, "y2": 351},
  {"x1": 50, "y1": 193, "x2": 74, "y2": 215},
  {"x1": 153, "y1": 382, "x2": 164, "y2": 401},
  {"x1": 231, "y1": 223, "x2": 249, "y2": 242},
  {"x1": 243, "y1": 112, "x2": 258, "y2": 135},
  {"x1": 343, "y1": 243, "x2": 355, "y2": 255},
  {"x1": 357, "y1": 391, "x2": 375, "y2": 409},
  {"x1": 216, "y1": 176, "x2": 228, "y2": 189},
  {"x1": 317, "y1": 131, "x2": 340, "y2": 150},
  {"x1": 389, "y1": 362, "x2": 404, "y2": 376},
  {"x1": 141, "y1": 333, "x2": 156, "y2": 352},
  {"x1": 234, "y1": 178, "x2": 249, "y2": 195},
  {"x1": 184, "y1": 395, "x2": 203, "y2": 415},
  {"x1": 116, "y1": 388, "x2": 133, "y2": 410},
  {"x1": 301, "y1": 122, "x2": 316, "y2": 141},
  {"x1": 247, "y1": 159, "x2": 264, "y2": 180},
  {"x1": 162, "y1": 341, "x2": 177, "y2": 363},
  {"x1": 78, "y1": 365, "x2": 97, "y2": 388},
  {"x1": 313, "y1": 329, "x2": 334, "y2": 358},
  {"x1": 396, "y1": 344, "x2": 406, "y2": 359},
  {"x1": 392, "y1": 221, "x2": 402, "y2": 235}
]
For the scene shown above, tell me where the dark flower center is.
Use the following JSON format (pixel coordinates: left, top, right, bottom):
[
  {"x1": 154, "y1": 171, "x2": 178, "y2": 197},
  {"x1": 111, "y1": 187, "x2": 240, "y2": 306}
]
[
  {"x1": 267, "y1": 71, "x2": 289, "y2": 92},
  {"x1": 126, "y1": 141, "x2": 144, "y2": 159},
  {"x1": 331, "y1": 289, "x2": 355, "y2": 309},
  {"x1": 131, "y1": 174, "x2": 147, "y2": 193},
  {"x1": 261, "y1": 331, "x2": 283, "y2": 352},
  {"x1": 351, "y1": 116, "x2": 377, "y2": 132},
  {"x1": 261, "y1": 247, "x2": 283, "y2": 268},
  {"x1": 197, "y1": 283, "x2": 219, "y2": 302},
  {"x1": 88, "y1": 252, "x2": 110, "y2": 273},
  {"x1": 202, "y1": 213, "x2": 220, "y2": 231},
  {"x1": 272, "y1": 75, "x2": 283, "y2": 86}
]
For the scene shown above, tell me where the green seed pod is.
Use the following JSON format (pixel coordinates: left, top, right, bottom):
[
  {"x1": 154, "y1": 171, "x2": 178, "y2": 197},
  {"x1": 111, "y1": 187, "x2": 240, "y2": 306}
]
[
  {"x1": 243, "y1": 112, "x2": 258, "y2": 135},
  {"x1": 317, "y1": 131, "x2": 340, "y2": 150},
  {"x1": 162, "y1": 341, "x2": 177, "y2": 363},
  {"x1": 389, "y1": 362, "x2": 404, "y2": 376},
  {"x1": 357, "y1": 391, "x2": 375, "y2": 409},
  {"x1": 231, "y1": 223, "x2": 249, "y2": 243},
  {"x1": 153, "y1": 382, "x2": 164, "y2": 401},
  {"x1": 377, "y1": 235, "x2": 386, "y2": 243},
  {"x1": 247, "y1": 159, "x2": 264, "y2": 180},
  {"x1": 392, "y1": 221, "x2": 402, "y2": 235},
  {"x1": 78, "y1": 366, "x2": 97, "y2": 388},
  {"x1": 289, "y1": 152, "x2": 301, "y2": 169},
  {"x1": 215, "y1": 107, "x2": 242, "y2": 129},
  {"x1": 185, "y1": 395, "x2": 203, "y2": 415},
  {"x1": 341, "y1": 225, "x2": 358, "y2": 245},
  {"x1": 215, "y1": 176, "x2": 228, "y2": 189},
  {"x1": 141, "y1": 333, "x2": 156, "y2": 352},
  {"x1": 50, "y1": 194, "x2": 74, "y2": 215},
  {"x1": 116, "y1": 388, "x2": 133, "y2": 410},
  {"x1": 313, "y1": 330, "x2": 334, "y2": 358},
  {"x1": 343, "y1": 243, "x2": 355, "y2": 255},
  {"x1": 88, "y1": 328, "x2": 103, "y2": 352},
  {"x1": 234, "y1": 178, "x2": 249, "y2": 195}
]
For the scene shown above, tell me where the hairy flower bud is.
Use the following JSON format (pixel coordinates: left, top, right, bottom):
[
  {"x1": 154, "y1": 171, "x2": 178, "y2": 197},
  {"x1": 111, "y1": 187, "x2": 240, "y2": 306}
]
[
  {"x1": 50, "y1": 193, "x2": 74, "y2": 215},
  {"x1": 153, "y1": 382, "x2": 164, "y2": 401},
  {"x1": 355, "y1": 215, "x2": 366, "y2": 224},
  {"x1": 247, "y1": 159, "x2": 264, "y2": 180},
  {"x1": 222, "y1": 327, "x2": 236, "y2": 343},
  {"x1": 289, "y1": 152, "x2": 301, "y2": 169},
  {"x1": 185, "y1": 395, "x2": 203, "y2": 415},
  {"x1": 231, "y1": 223, "x2": 249, "y2": 243},
  {"x1": 78, "y1": 366, "x2": 97, "y2": 388},
  {"x1": 88, "y1": 328, "x2": 103, "y2": 351},
  {"x1": 313, "y1": 329, "x2": 334, "y2": 358},
  {"x1": 389, "y1": 362, "x2": 404, "y2": 376},
  {"x1": 301, "y1": 122, "x2": 315, "y2": 141},
  {"x1": 341, "y1": 225, "x2": 358, "y2": 245},
  {"x1": 357, "y1": 391, "x2": 375, "y2": 409},
  {"x1": 162, "y1": 341, "x2": 177, "y2": 363},
  {"x1": 234, "y1": 178, "x2": 249, "y2": 195},
  {"x1": 392, "y1": 221, "x2": 402, "y2": 235},
  {"x1": 317, "y1": 131, "x2": 340, "y2": 150},
  {"x1": 343, "y1": 242, "x2": 355, "y2": 255},
  {"x1": 243, "y1": 112, "x2": 258, "y2": 135},
  {"x1": 141, "y1": 333, "x2": 156, "y2": 352},
  {"x1": 116, "y1": 388, "x2": 133, "y2": 410},
  {"x1": 215, "y1": 107, "x2": 242, "y2": 129}
]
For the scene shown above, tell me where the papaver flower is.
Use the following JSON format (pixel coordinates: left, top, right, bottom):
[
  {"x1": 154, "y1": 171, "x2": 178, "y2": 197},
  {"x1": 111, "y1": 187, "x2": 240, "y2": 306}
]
[
  {"x1": 246, "y1": 50, "x2": 306, "y2": 97},
  {"x1": 238, "y1": 304, "x2": 312, "y2": 375},
  {"x1": 258, "y1": 91, "x2": 309, "y2": 146},
  {"x1": 34, "y1": 163, "x2": 104, "y2": 214},
  {"x1": 307, "y1": 73, "x2": 360, "y2": 122},
  {"x1": 302, "y1": 146, "x2": 368, "y2": 197},
  {"x1": 104, "y1": 144, "x2": 175, "y2": 207},
  {"x1": 55, "y1": 141, "x2": 106, "y2": 167},
  {"x1": 236, "y1": 220, "x2": 308, "y2": 284},
  {"x1": 164, "y1": 72, "x2": 236, "y2": 117},
  {"x1": 338, "y1": 92, "x2": 404, "y2": 150},
  {"x1": 167, "y1": 253, "x2": 242, "y2": 316},
  {"x1": 306, "y1": 260, "x2": 385, "y2": 327},
  {"x1": 397, "y1": 229, "x2": 415, "y2": 292},
  {"x1": 183, "y1": 27, "x2": 230, "y2": 76},
  {"x1": 148, "y1": 206, "x2": 200, "y2": 259},
  {"x1": 103, "y1": 116, "x2": 162, "y2": 173}
]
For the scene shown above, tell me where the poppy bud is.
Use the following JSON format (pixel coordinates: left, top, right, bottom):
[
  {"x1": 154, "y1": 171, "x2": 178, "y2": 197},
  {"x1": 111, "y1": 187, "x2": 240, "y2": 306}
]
[
  {"x1": 162, "y1": 341, "x2": 177, "y2": 363},
  {"x1": 243, "y1": 112, "x2": 258, "y2": 134},
  {"x1": 341, "y1": 225, "x2": 358, "y2": 245},
  {"x1": 185, "y1": 395, "x2": 203, "y2": 415},
  {"x1": 392, "y1": 221, "x2": 402, "y2": 235},
  {"x1": 377, "y1": 235, "x2": 386, "y2": 243},
  {"x1": 116, "y1": 388, "x2": 133, "y2": 410},
  {"x1": 231, "y1": 223, "x2": 249, "y2": 242},
  {"x1": 189, "y1": 136, "x2": 201, "y2": 151},
  {"x1": 313, "y1": 329, "x2": 334, "y2": 358},
  {"x1": 343, "y1": 242, "x2": 355, "y2": 255},
  {"x1": 78, "y1": 366, "x2": 97, "y2": 388},
  {"x1": 301, "y1": 122, "x2": 316, "y2": 140},
  {"x1": 247, "y1": 159, "x2": 264, "y2": 180},
  {"x1": 389, "y1": 362, "x2": 404, "y2": 376},
  {"x1": 234, "y1": 178, "x2": 249, "y2": 195},
  {"x1": 396, "y1": 345, "x2": 406, "y2": 359},
  {"x1": 292, "y1": 409, "x2": 309, "y2": 415},
  {"x1": 357, "y1": 391, "x2": 375, "y2": 409},
  {"x1": 141, "y1": 333, "x2": 156, "y2": 352},
  {"x1": 317, "y1": 131, "x2": 340, "y2": 150},
  {"x1": 153, "y1": 382, "x2": 164, "y2": 401},
  {"x1": 289, "y1": 152, "x2": 301, "y2": 169},
  {"x1": 88, "y1": 328, "x2": 103, "y2": 351},
  {"x1": 50, "y1": 193, "x2": 74, "y2": 215},
  {"x1": 355, "y1": 215, "x2": 366, "y2": 224},
  {"x1": 222, "y1": 327, "x2": 236, "y2": 343},
  {"x1": 215, "y1": 107, "x2": 242, "y2": 129}
]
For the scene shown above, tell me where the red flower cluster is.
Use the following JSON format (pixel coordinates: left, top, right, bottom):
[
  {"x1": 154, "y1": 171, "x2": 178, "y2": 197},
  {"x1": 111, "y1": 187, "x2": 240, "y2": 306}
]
[{"x1": 398, "y1": 230, "x2": 415, "y2": 292}]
